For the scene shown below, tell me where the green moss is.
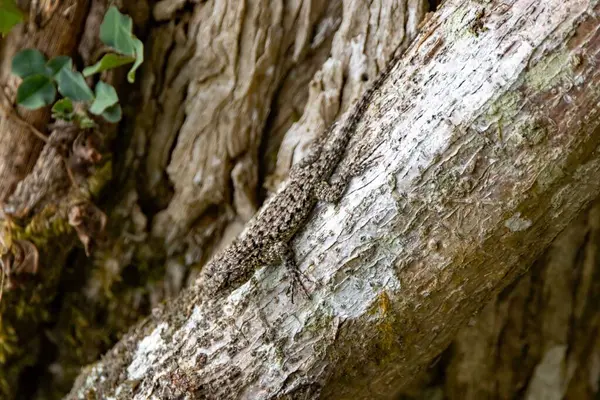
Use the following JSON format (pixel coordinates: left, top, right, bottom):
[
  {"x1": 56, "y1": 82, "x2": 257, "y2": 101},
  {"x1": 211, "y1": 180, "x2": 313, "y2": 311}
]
[
  {"x1": 488, "y1": 90, "x2": 521, "y2": 119},
  {"x1": 443, "y1": 7, "x2": 475, "y2": 43},
  {"x1": 524, "y1": 51, "x2": 571, "y2": 92},
  {"x1": 0, "y1": 323, "x2": 18, "y2": 363},
  {"x1": 303, "y1": 306, "x2": 335, "y2": 334},
  {"x1": 0, "y1": 148, "x2": 114, "y2": 398},
  {"x1": 20, "y1": 205, "x2": 72, "y2": 247},
  {"x1": 88, "y1": 159, "x2": 113, "y2": 197}
]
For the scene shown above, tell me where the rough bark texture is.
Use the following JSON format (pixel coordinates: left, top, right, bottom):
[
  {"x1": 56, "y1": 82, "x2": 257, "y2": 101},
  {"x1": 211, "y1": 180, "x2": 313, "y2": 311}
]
[
  {"x1": 62, "y1": 0, "x2": 600, "y2": 398},
  {"x1": 447, "y1": 201, "x2": 600, "y2": 400},
  {"x1": 400, "y1": 200, "x2": 600, "y2": 400},
  {"x1": 140, "y1": 0, "x2": 425, "y2": 277},
  {"x1": 2, "y1": 0, "x2": 600, "y2": 398},
  {"x1": 0, "y1": 0, "x2": 427, "y2": 398}
]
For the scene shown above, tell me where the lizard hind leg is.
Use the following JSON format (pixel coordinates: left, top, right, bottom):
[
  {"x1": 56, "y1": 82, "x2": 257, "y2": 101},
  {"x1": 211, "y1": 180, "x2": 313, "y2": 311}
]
[{"x1": 268, "y1": 241, "x2": 311, "y2": 302}]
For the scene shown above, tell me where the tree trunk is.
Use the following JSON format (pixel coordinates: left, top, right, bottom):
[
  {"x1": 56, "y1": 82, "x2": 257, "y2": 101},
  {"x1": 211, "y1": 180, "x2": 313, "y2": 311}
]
[
  {"x1": 0, "y1": 0, "x2": 599, "y2": 399},
  {"x1": 447, "y1": 201, "x2": 600, "y2": 400}
]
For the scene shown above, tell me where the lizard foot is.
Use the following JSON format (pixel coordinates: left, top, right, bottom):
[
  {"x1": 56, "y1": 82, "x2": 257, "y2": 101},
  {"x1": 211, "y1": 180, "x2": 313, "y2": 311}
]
[
  {"x1": 271, "y1": 241, "x2": 312, "y2": 302},
  {"x1": 286, "y1": 264, "x2": 312, "y2": 303}
]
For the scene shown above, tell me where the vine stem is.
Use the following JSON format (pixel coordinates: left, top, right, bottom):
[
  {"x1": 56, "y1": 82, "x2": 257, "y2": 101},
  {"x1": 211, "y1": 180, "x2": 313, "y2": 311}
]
[{"x1": 0, "y1": 88, "x2": 49, "y2": 144}]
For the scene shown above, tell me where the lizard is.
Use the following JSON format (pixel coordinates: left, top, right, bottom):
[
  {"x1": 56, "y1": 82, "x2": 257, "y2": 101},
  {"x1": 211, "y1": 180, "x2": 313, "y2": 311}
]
[{"x1": 199, "y1": 47, "x2": 403, "y2": 298}]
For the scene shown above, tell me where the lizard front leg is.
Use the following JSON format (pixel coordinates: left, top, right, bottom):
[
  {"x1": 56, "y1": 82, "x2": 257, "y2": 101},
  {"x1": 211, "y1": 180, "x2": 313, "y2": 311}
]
[
  {"x1": 266, "y1": 241, "x2": 311, "y2": 302},
  {"x1": 314, "y1": 158, "x2": 369, "y2": 203},
  {"x1": 315, "y1": 141, "x2": 380, "y2": 204}
]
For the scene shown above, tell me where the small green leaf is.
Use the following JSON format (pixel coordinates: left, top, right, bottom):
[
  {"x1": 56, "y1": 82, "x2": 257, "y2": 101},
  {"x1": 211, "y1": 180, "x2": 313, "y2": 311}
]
[
  {"x1": 127, "y1": 38, "x2": 144, "y2": 83},
  {"x1": 16, "y1": 75, "x2": 56, "y2": 109},
  {"x1": 0, "y1": 0, "x2": 23, "y2": 36},
  {"x1": 46, "y1": 56, "x2": 73, "y2": 77},
  {"x1": 52, "y1": 109, "x2": 74, "y2": 121},
  {"x1": 52, "y1": 98, "x2": 73, "y2": 114},
  {"x1": 96, "y1": 6, "x2": 144, "y2": 83},
  {"x1": 56, "y1": 68, "x2": 94, "y2": 102},
  {"x1": 89, "y1": 81, "x2": 119, "y2": 115},
  {"x1": 102, "y1": 103, "x2": 122, "y2": 123},
  {"x1": 82, "y1": 53, "x2": 135, "y2": 77},
  {"x1": 100, "y1": 6, "x2": 135, "y2": 55},
  {"x1": 12, "y1": 49, "x2": 48, "y2": 78},
  {"x1": 75, "y1": 112, "x2": 97, "y2": 128}
]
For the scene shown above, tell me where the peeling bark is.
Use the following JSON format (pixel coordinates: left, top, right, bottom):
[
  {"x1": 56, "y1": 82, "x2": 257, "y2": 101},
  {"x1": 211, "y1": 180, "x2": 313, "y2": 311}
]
[{"x1": 66, "y1": 0, "x2": 600, "y2": 398}]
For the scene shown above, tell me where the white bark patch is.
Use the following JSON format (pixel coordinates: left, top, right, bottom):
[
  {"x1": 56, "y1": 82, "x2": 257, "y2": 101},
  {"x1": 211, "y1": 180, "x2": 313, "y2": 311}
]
[
  {"x1": 504, "y1": 212, "x2": 533, "y2": 232},
  {"x1": 127, "y1": 323, "x2": 169, "y2": 380}
]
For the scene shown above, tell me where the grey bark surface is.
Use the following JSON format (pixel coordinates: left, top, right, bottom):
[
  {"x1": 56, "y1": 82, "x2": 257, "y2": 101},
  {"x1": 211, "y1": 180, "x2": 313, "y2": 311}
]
[
  {"x1": 138, "y1": 0, "x2": 424, "y2": 281},
  {"x1": 67, "y1": 0, "x2": 600, "y2": 399}
]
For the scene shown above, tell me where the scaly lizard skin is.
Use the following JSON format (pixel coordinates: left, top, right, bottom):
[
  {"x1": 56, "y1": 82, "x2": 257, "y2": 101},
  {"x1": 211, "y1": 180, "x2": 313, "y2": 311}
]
[{"x1": 200, "y1": 49, "x2": 402, "y2": 297}]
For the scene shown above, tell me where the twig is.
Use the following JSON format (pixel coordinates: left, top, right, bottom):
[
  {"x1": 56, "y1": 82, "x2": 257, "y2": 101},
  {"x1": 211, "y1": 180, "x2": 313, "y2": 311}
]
[
  {"x1": 0, "y1": 89, "x2": 49, "y2": 144},
  {"x1": 0, "y1": 266, "x2": 5, "y2": 305},
  {"x1": 63, "y1": 157, "x2": 78, "y2": 187}
]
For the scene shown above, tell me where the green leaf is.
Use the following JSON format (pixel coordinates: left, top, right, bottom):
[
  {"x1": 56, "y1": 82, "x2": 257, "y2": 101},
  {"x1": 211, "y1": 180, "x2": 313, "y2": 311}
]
[
  {"x1": 16, "y1": 75, "x2": 56, "y2": 109},
  {"x1": 0, "y1": 0, "x2": 23, "y2": 36},
  {"x1": 52, "y1": 109, "x2": 74, "y2": 121},
  {"x1": 75, "y1": 112, "x2": 96, "y2": 128},
  {"x1": 52, "y1": 98, "x2": 73, "y2": 114},
  {"x1": 95, "y1": 6, "x2": 144, "y2": 82},
  {"x1": 99, "y1": 6, "x2": 135, "y2": 56},
  {"x1": 55, "y1": 68, "x2": 94, "y2": 102},
  {"x1": 12, "y1": 49, "x2": 48, "y2": 79},
  {"x1": 46, "y1": 56, "x2": 73, "y2": 77},
  {"x1": 101, "y1": 103, "x2": 122, "y2": 123},
  {"x1": 89, "y1": 81, "x2": 118, "y2": 115},
  {"x1": 82, "y1": 53, "x2": 135, "y2": 77},
  {"x1": 127, "y1": 38, "x2": 144, "y2": 83}
]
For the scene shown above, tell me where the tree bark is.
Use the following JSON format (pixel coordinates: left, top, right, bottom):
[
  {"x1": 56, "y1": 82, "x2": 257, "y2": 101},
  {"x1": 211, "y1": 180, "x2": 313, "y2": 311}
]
[
  {"x1": 0, "y1": 0, "x2": 426, "y2": 398},
  {"x1": 399, "y1": 200, "x2": 600, "y2": 400},
  {"x1": 64, "y1": 0, "x2": 600, "y2": 398},
  {"x1": 446, "y1": 201, "x2": 600, "y2": 400}
]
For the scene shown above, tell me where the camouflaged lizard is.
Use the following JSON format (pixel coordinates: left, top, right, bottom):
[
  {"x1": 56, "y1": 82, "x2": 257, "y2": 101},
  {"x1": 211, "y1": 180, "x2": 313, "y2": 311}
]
[{"x1": 200, "y1": 49, "x2": 401, "y2": 297}]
